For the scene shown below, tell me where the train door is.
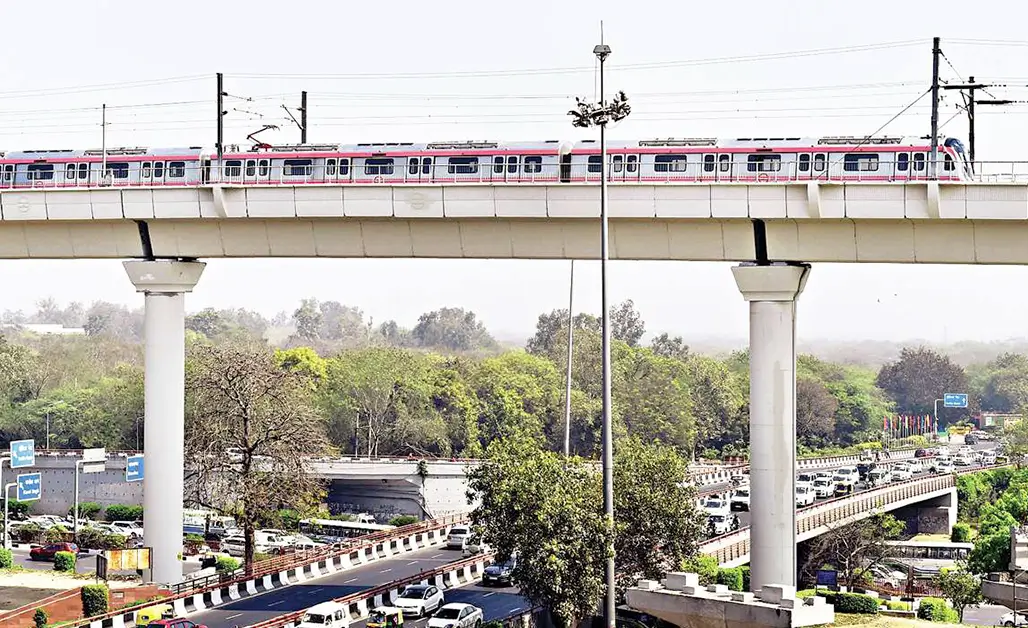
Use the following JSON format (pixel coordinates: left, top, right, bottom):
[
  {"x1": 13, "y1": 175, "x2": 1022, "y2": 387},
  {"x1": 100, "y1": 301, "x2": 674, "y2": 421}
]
[
  {"x1": 1, "y1": 164, "x2": 14, "y2": 189},
  {"x1": 716, "y1": 154, "x2": 732, "y2": 182},
  {"x1": 560, "y1": 153, "x2": 572, "y2": 183},
  {"x1": 200, "y1": 159, "x2": 212, "y2": 184},
  {"x1": 244, "y1": 159, "x2": 260, "y2": 184},
  {"x1": 611, "y1": 155, "x2": 627, "y2": 181},
  {"x1": 407, "y1": 157, "x2": 434, "y2": 182},
  {"x1": 797, "y1": 154, "x2": 812, "y2": 180}
]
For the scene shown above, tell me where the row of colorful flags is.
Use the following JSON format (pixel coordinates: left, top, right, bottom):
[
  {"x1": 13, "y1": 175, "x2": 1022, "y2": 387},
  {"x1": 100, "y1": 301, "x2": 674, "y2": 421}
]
[{"x1": 883, "y1": 414, "x2": 937, "y2": 438}]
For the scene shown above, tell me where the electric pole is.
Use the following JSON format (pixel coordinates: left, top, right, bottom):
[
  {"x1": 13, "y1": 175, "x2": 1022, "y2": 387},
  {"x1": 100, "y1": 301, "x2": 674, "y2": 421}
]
[
  {"x1": 216, "y1": 73, "x2": 225, "y2": 178},
  {"x1": 929, "y1": 37, "x2": 941, "y2": 178},
  {"x1": 300, "y1": 91, "x2": 308, "y2": 144},
  {"x1": 942, "y1": 77, "x2": 1017, "y2": 174}
]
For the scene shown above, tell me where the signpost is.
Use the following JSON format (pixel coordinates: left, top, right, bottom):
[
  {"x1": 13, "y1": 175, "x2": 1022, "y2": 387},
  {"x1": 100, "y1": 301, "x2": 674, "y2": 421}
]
[
  {"x1": 9, "y1": 440, "x2": 35, "y2": 469},
  {"x1": 4, "y1": 472, "x2": 40, "y2": 550},
  {"x1": 126, "y1": 455, "x2": 144, "y2": 483},
  {"x1": 935, "y1": 393, "x2": 969, "y2": 441},
  {"x1": 74, "y1": 449, "x2": 107, "y2": 541}
]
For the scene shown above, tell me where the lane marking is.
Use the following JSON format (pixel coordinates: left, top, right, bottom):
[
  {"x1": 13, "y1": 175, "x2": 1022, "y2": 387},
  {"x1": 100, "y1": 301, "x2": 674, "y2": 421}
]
[
  {"x1": 268, "y1": 600, "x2": 285, "y2": 607},
  {"x1": 407, "y1": 561, "x2": 418, "y2": 565},
  {"x1": 308, "y1": 588, "x2": 324, "y2": 594},
  {"x1": 431, "y1": 554, "x2": 445, "y2": 559},
  {"x1": 483, "y1": 592, "x2": 496, "y2": 597},
  {"x1": 225, "y1": 614, "x2": 242, "y2": 620},
  {"x1": 381, "y1": 568, "x2": 392, "y2": 573},
  {"x1": 345, "y1": 577, "x2": 358, "y2": 583}
]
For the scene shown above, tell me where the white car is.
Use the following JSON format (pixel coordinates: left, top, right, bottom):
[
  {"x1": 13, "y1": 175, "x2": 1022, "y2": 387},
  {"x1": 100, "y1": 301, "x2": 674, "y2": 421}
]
[
  {"x1": 935, "y1": 460, "x2": 956, "y2": 474},
  {"x1": 955, "y1": 454, "x2": 974, "y2": 467},
  {"x1": 796, "y1": 473, "x2": 818, "y2": 490},
  {"x1": 461, "y1": 536, "x2": 491, "y2": 557},
  {"x1": 833, "y1": 467, "x2": 858, "y2": 487},
  {"x1": 1001, "y1": 611, "x2": 1028, "y2": 627},
  {"x1": 812, "y1": 478, "x2": 835, "y2": 498},
  {"x1": 795, "y1": 486, "x2": 816, "y2": 507},
  {"x1": 867, "y1": 468, "x2": 892, "y2": 487},
  {"x1": 427, "y1": 603, "x2": 483, "y2": 628},
  {"x1": 730, "y1": 488, "x2": 750, "y2": 512},
  {"x1": 702, "y1": 498, "x2": 730, "y2": 516},
  {"x1": 706, "y1": 513, "x2": 737, "y2": 536},
  {"x1": 446, "y1": 526, "x2": 472, "y2": 550},
  {"x1": 905, "y1": 459, "x2": 923, "y2": 474},
  {"x1": 393, "y1": 584, "x2": 444, "y2": 617},
  {"x1": 890, "y1": 466, "x2": 912, "y2": 481}
]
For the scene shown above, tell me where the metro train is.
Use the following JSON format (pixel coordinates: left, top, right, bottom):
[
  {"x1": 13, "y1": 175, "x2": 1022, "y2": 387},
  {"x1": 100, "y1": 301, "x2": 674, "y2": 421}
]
[{"x1": 0, "y1": 135, "x2": 971, "y2": 188}]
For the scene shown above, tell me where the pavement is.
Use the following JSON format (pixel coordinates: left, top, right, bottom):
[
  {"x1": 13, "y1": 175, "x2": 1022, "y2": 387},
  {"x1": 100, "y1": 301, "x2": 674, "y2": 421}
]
[
  {"x1": 189, "y1": 545, "x2": 529, "y2": 628},
  {"x1": 964, "y1": 603, "x2": 1016, "y2": 626}
]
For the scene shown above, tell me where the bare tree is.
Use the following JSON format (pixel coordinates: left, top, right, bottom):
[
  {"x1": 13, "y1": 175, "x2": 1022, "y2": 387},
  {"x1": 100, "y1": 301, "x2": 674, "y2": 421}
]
[
  {"x1": 186, "y1": 341, "x2": 328, "y2": 570},
  {"x1": 801, "y1": 513, "x2": 904, "y2": 588}
]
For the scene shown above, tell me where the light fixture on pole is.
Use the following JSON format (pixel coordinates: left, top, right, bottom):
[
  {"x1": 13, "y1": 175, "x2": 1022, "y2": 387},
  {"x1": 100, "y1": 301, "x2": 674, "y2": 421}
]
[{"x1": 567, "y1": 33, "x2": 631, "y2": 628}]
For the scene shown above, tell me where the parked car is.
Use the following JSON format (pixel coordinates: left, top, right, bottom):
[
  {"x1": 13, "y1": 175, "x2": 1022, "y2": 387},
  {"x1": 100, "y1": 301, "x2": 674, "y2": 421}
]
[
  {"x1": 29, "y1": 542, "x2": 79, "y2": 561},
  {"x1": 427, "y1": 603, "x2": 483, "y2": 628},
  {"x1": 446, "y1": 526, "x2": 472, "y2": 550},
  {"x1": 1001, "y1": 611, "x2": 1028, "y2": 627},
  {"x1": 393, "y1": 584, "x2": 444, "y2": 618}
]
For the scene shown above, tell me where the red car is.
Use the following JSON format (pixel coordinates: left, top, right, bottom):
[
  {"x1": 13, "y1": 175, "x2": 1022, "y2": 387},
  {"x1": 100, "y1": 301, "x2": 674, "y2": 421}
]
[
  {"x1": 29, "y1": 542, "x2": 80, "y2": 561},
  {"x1": 147, "y1": 620, "x2": 207, "y2": 628}
]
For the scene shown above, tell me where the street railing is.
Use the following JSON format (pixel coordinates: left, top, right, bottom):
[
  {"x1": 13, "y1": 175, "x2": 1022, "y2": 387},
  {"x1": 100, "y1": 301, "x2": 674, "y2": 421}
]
[
  {"x1": 244, "y1": 553, "x2": 495, "y2": 628},
  {"x1": 698, "y1": 464, "x2": 1008, "y2": 565}
]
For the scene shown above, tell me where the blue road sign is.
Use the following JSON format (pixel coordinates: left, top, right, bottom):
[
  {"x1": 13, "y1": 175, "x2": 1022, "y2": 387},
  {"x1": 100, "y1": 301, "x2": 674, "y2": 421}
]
[
  {"x1": 9, "y1": 439, "x2": 34, "y2": 469},
  {"x1": 16, "y1": 473, "x2": 41, "y2": 501},
  {"x1": 126, "y1": 455, "x2": 144, "y2": 483},
  {"x1": 944, "y1": 393, "x2": 969, "y2": 408}
]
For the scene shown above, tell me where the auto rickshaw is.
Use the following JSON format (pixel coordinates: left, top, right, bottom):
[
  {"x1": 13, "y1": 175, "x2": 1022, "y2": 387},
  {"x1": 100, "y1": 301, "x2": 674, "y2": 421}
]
[
  {"x1": 367, "y1": 606, "x2": 404, "y2": 628},
  {"x1": 135, "y1": 603, "x2": 175, "y2": 625}
]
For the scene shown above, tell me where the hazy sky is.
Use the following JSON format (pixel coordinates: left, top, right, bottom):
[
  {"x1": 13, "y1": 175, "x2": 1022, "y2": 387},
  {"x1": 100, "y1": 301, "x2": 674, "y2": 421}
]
[{"x1": 3, "y1": 1, "x2": 1028, "y2": 343}]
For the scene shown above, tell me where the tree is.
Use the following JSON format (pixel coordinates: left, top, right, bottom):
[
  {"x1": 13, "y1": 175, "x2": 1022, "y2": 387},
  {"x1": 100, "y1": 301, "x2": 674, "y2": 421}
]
[
  {"x1": 293, "y1": 298, "x2": 322, "y2": 341},
  {"x1": 796, "y1": 377, "x2": 838, "y2": 446},
  {"x1": 611, "y1": 300, "x2": 645, "y2": 347},
  {"x1": 185, "y1": 342, "x2": 328, "y2": 569},
  {"x1": 978, "y1": 353, "x2": 1028, "y2": 412},
  {"x1": 934, "y1": 564, "x2": 983, "y2": 622},
  {"x1": 650, "y1": 333, "x2": 689, "y2": 361},
  {"x1": 467, "y1": 436, "x2": 607, "y2": 628},
  {"x1": 876, "y1": 347, "x2": 969, "y2": 423},
  {"x1": 411, "y1": 307, "x2": 497, "y2": 352},
  {"x1": 616, "y1": 349, "x2": 694, "y2": 452},
  {"x1": 686, "y1": 356, "x2": 746, "y2": 456},
  {"x1": 1003, "y1": 416, "x2": 1028, "y2": 463},
  {"x1": 801, "y1": 514, "x2": 904, "y2": 587},
  {"x1": 318, "y1": 301, "x2": 368, "y2": 345}
]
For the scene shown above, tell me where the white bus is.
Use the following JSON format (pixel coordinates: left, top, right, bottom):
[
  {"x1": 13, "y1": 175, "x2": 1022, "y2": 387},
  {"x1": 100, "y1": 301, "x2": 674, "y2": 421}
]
[{"x1": 299, "y1": 518, "x2": 395, "y2": 542}]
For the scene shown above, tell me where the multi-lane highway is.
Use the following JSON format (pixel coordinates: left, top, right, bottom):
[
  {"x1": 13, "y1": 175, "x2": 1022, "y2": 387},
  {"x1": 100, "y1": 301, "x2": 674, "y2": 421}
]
[{"x1": 189, "y1": 546, "x2": 529, "y2": 628}]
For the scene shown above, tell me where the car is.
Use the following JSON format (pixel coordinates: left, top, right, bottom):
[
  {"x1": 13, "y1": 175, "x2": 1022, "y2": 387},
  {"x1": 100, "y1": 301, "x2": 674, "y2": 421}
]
[
  {"x1": 298, "y1": 602, "x2": 350, "y2": 628},
  {"x1": 833, "y1": 482, "x2": 853, "y2": 497},
  {"x1": 812, "y1": 478, "x2": 835, "y2": 498},
  {"x1": 702, "y1": 498, "x2": 730, "y2": 516},
  {"x1": 446, "y1": 526, "x2": 472, "y2": 550},
  {"x1": 964, "y1": 434, "x2": 979, "y2": 445},
  {"x1": 482, "y1": 556, "x2": 517, "y2": 586},
  {"x1": 461, "y1": 535, "x2": 491, "y2": 557},
  {"x1": 796, "y1": 473, "x2": 818, "y2": 489},
  {"x1": 29, "y1": 542, "x2": 80, "y2": 561},
  {"x1": 890, "y1": 467, "x2": 912, "y2": 481},
  {"x1": 427, "y1": 603, "x2": 483, "y2": 628},
  {"x1": 867, "y1": 468, "x2": 892, "y2": 487},
  {"x1": 109, "y1": 520, "x2": 144, "y2": 539},
  {"x1": 833, "y1": 467, "x2": 858, "y2": 487},
  {"x1": 706, "y1": 514, "x2": 738, "y2": 536},
  {"x1": 1001, "y1": 611, "x2": 1028, "y2": 627},
  {"x1": 729, "y1": 488, "x2": 750, "y2": 511},
  {"x1": 147, "y1": 620, "x2": 208, "y2": 628},
  {"x1": 954, "y1": 454, "x2": 974, "y2": 467},
  {"x1": 393, "y1": 584, "x2": 444, "y2": 618},
  {"x1": 935, "y1": 460, "x2": 956, "y2": 474},
  {"x1": 914, "y1": 448, "x2": 930, "y2": 458},
  {"x1": 795, "y1": 486, "x2": 816, "y2": 507}
]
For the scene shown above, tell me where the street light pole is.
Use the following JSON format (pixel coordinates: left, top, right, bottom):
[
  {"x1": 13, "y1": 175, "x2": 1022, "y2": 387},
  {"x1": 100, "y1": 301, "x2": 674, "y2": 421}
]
[
  {"x1": 568, "y1": 34, "x2": 630, "y2": 628},
  {"x1": 563, "y1": 260, "x2": 575, "y2": 459}
]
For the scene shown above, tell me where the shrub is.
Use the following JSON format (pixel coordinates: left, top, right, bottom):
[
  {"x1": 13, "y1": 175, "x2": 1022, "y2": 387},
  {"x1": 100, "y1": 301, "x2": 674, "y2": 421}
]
[
  {"x1": 253, "y1": 552, "x2": 271, "y2": 563},
  {"x1": 103, "y1": 533, "x2": 127, "y2": 550},
  {"x1": 388, "y1": 515, "x2": 419, "y2": 527},
  {"x1": 17, "y1": 523, "x2": 42, "y2": 544},
  {"x1": 681, "y1": 555, "x2": 719, "y2": 585},
  {"x1": 275, "y1": 509, "x2": 300, "y2": 530},
  {"x1": 8, "y1": 500, "x2": 31, "y2": 520},
  {"x1": 815, "y1": 592, "x2": 879, "y2": 614},
  {"x1": 917, "y1": 597, "x2": 959, "y2": 623},
  {"x1": 70, "y1": 502, "x2": 102, "y2": 520},
  {"x1": 796, "y1": 589, "x2": 817, "y2": 599},
  {"x1": 740, "y1": 565, "x2": 750, "y2": 592},
  {"x1": 885, "y1": 600, "x2": 911, "y2": 611},
  {"x1": 75, "y1": 528, "x2": 105, "y2": 550},
  {"x1": 184, "y1": 534, "x2": 204, "y2": 544},
  {"x1": 44, "y1": 525, "x2": 68, "y2": 544},
  {"x1": 215, "y1": 555, "x2": 240, "y2": 574},
  {"x1": 716, "y1": 567, "x2": 744, "y2": 592},
  {"x1": 53, "y1": 551, "x2": 76, "y2": 573},
  {"x1": 33, "y1": 608, "x2": 48, "y2": 628},
  {"x1": 104, "y1": 504, "x2": 143, "y2": 522},
  {"x1": 81, "y1": 584, "x2": 109, "y2": 617},
  {"x1": 951, "y1": 522, "x2": 972, "y2": 543},
  {"x1": 0, "y1": 548, "x2": 13, "y2": 569}
]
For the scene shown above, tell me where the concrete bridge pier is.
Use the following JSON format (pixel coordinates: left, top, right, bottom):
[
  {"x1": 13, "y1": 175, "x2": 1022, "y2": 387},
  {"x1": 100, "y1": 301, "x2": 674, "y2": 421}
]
[
  {"x1": 733, "y1": 262, "x2": 810, "y2": 594},
  {"x1": 124, "y1": 260, "x2": 205, "y2": 585},
  {"x1": 915, "y1": 488, "x2": 958, "y2": 535}
]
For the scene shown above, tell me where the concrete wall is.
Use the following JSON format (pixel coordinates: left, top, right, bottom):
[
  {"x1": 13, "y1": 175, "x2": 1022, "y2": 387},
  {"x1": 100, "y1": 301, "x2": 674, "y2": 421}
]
[{"x1": 21, "y1": 455, "x2": 141, "y2": 515}]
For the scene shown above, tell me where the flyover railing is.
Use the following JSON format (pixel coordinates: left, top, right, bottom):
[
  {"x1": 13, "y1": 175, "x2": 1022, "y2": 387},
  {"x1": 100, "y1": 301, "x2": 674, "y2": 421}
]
[
  {"x1": 244, "y1": 552, "x2": 495, "y2": 628},
  {"x1": 699, "y1": 464, "x2": 1007, "y2": 566}
]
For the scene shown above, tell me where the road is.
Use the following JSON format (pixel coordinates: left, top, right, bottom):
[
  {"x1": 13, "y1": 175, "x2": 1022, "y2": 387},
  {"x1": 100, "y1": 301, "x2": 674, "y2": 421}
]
[
  {"x1": 349, "y1": 582, "x2": 529, "y2": 628},
  {"x1": 964, "y1": 603, "x2": 1016, "y2": 626},
  {"x1": 191, "y1": 546, "x2": 478, "y2": 628},
  {"x1": 10, "y1": 547, "x2": 204, "y2": 577}
]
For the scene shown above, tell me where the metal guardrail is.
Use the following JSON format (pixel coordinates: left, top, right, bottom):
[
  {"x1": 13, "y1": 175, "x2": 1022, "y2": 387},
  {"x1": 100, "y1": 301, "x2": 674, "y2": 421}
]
[
  {"x1": 698, "y1": 464, "x2": 1008, "y2": 565},
  {"x1": 244, "y1": 552, "x2": 496, "y2": 628},
  {"x1": 62, "y1": 515, "x2": 466, "y2": 628}
]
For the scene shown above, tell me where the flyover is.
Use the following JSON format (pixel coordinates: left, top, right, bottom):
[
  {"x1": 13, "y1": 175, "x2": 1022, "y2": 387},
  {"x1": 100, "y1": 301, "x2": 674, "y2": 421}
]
[{"x1": 5, "y1": 176, "x2": 1018, "y2": 587}]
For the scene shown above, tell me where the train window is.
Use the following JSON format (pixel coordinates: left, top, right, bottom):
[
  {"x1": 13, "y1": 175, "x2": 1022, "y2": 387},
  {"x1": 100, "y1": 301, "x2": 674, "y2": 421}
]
[
  {"x1": 78, "y1": 163, "x2": 89, "y2": 179},
  {"x1": 326, "y1": 158, "x2": 337, "y2": 176},
  {"x1": 843, "y1": 154, "x2": 879, "y2": 172},
  {"x1": 141, "y1": 162, "x2": 152, "y2": 179},
  {"x1": 944, "y1": 154, "x2": 955, "y2": 171},
  {"x1": 612, "y1": 155, "x2": 624, "y2": 173},
  {"x1": 364, "y1": 158, "x2": 393, "y2": 176},
  {"x1": 246, "y1": 160, "x2": 256, "y2": 177},
  {"x1": 718, "y1": 155, "x2": 730, "y2": 172},
  {"x1": 259, "y1": 159, "x2": 270, "y2": 177},
  {"x1": 2, "y1": 165, "x2": 12, "y2": 181},
  {"x1": 897, "y1": 153, "x2": 909, "y2": 172},
  {"x1": 813, "y1": 154, "x2": 826, "y2": 172},
  {"x1": 338, "y1": 158, "x2": 350, "y2": 176},
  {"x1": 587, "y1": 156, "x2": 603, "y2": 173},
  {"x1": 703, "y1": 154, "x2": 715, "y2": 173},
  {"x1": 153, "y1": 162, "x2": 164, "y2": 179},
  {"x1": 654, "y1": 154, "x2": 687, "y2": 173},
  {"x1": 422, "y1": 157, "x2": 432, "y2": 175},
  {"x1": 285, "y1": 159, "x2": 315, "y2": 176},
  {"x1": 66, "y1": 164, "x2": 76, "y2": 180},
  {"x1": 447, "y1": 157, "x2": 479, "y2": 175},
  {"x1": 224, "y1": 160, "x2": 242, "y2": 177},
  {"x1": 524, "y1": 156, "x2": 542, "y2": 174},
  {"x1": 626, "y1": 155, "x2": 638, "y2": 173},
  {"x1": 408, "y1": 158, "x2": 419, "y2": 176},
  {"x1": 507, "y1": 156, "x2": 518, "y2": 174},
  {"x1": 798, "y1": 154, "x2": 810, "y2": 172},
  {"x1": 747, "y1": 155, "x2": 781, "y2": 172},
  {"x1": 493, "y1": 156, "x2": 504, "y2": 174},
  {"x1": 913, "y1": 153, "x2": 926, "y2": 171},
  {"x1": 27, "y1": 164, "x2": 55, "y2": 180},
  {"x1": 168, "y1": 162, "x2": 186, "y2": 178}
]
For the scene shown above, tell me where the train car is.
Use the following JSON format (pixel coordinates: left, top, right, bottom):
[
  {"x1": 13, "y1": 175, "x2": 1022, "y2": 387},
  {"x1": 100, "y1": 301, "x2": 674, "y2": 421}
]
[{"x1": 0, "y1": 146, "x2": 205, "y2": 189}]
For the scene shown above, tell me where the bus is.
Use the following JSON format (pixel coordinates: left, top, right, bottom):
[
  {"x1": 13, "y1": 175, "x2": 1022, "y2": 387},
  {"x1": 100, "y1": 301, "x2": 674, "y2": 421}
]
[
  {"x1": 183, "y1": 509, "x2": 236, "y2": 536},
  {"x1": 886, "y1": 540, "x2": 973, "y2": 561},
  {"x1": 299, "y1": 518, "x2": 395, "y2": 542}
]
